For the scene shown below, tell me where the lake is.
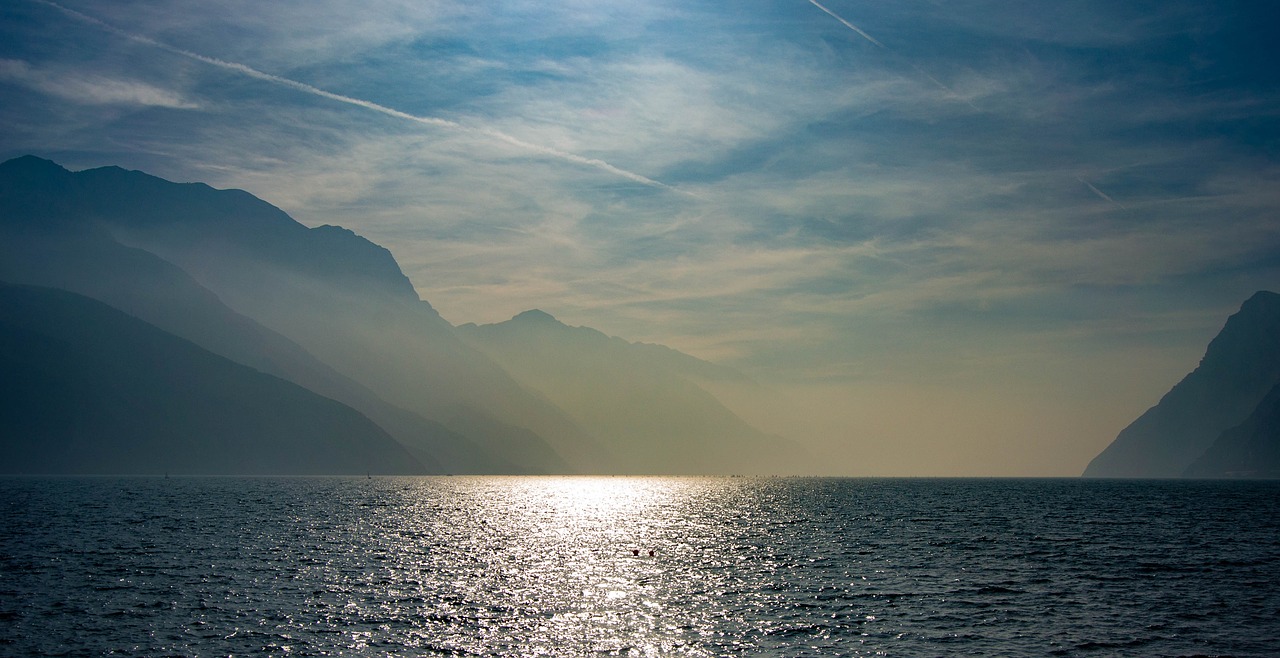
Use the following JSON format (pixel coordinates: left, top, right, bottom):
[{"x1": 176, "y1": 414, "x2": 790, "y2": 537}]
[{"x1": 2, "y1": 476, "x2": 1277, "y2": 656}]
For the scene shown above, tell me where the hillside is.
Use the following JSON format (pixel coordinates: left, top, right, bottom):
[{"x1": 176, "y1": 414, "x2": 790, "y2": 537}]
[
  {"x1": 1084, "y1": 291, "x2": 1280, "y2": 477},
  {"x1": 459, "y1": 310, "x2": 804, "y2": 474},
  {"x1": 0, "y1": 283, "x2": 425, "y2": 475},
  {"x1": 0, "y1": 155, "x2": 794, "y2": 474},
  {"x1": 1184, "y1": 382, "x2": 1280, "y2": 478}
]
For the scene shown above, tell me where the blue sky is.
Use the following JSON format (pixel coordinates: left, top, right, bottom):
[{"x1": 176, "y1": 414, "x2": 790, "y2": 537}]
[{"x1": 3, "y1": 0, "x2": 1278, "y2": 474}]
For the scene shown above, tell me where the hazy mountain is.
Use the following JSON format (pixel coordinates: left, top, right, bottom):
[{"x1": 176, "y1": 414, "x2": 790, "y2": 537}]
[
  {"x1": 458, "y1": 310, "x2": 805, "y2": 474},
  {"x1": 0, "y1": 156, "x2": 610, "y2": 473},
  {"x1": 1084, "y1": 291, "x2": 1280, "y2": 477},
  {"x1": 0, "y1": 155, "x2": 801, "y2": 475},
  {"x1": 90, "y1": 164, "x2": 612, "y2": 473},
  {"x1": 0, "y1": 283, "x2": 424, "y2": 475},
  {"x1": 107, "y1": 211, "x2": 598, "y2": 474},
  {"x1": 0, "y1": 156, "x2": 502, "y2": 474},
  {"x1": 1184, "y1": 382, "x2": 1280, "y2": 478},
  {"x1": 0, "y1": 155, "x2": 417, "y2": 298}
]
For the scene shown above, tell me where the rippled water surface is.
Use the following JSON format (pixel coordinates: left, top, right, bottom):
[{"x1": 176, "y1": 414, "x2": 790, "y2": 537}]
[{"x1": 2, "y1": 477, "x2": 1278, "y2": 656}]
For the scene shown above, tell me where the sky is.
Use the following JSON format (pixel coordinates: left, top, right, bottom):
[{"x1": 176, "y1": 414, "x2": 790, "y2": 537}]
[{"x1": 2, "y1": 0, "x2": 1278, "y2": 476}]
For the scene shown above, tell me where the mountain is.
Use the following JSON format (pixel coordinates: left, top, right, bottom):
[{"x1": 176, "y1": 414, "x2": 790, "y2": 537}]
[
  {"x1": 0, "y1": 156, "x2": 503, "y2": 474},
  {"x1": 1184, "y1": 382, "x2": 1280, "y2": 478},
  {"x1": 458, "y1": 310, "x2": 805, "y2": 474},
  {"x1": 1084, "y1": 291, "x2": 1280, "y2": 478},
  {"x1": 0, "y1": 155, "x2": 616, "y2": 473},
  {"x1": 0, "y1": 155, "x2": 417, "y2": 297},
  {"x1": 0, "y1": 283, "x2": 425, "y2": 475},
  {"x1": 2, "y1": 155, "x2": 804, "y2": 475}
]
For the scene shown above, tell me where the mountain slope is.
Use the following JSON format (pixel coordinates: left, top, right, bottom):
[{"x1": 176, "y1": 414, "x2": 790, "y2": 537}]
[
  {"x1": 1184, "y1": 382, "x2": 1280, "y2": 478},
  {"x1": 0, "y1": 158, "x2": 505, "y2": 474},
  {"x1": 1084, "y1": 291, "x2": 1280, "y2": 477},
  {"x1": 0, "y1": 155, "x2": 603, "y2": 473},
  {"x1": 0, "y1": 155, "x2": 417, "y2": 298},
  {"x1": 459, "y1": 310, "x2": 806, "y2": 474},
  {"x1": 0, "y1": 155, "x2": 803, "y2": 474},
  {"x1": 0, "y1": 283, "x2": 425, "y2": 475}
]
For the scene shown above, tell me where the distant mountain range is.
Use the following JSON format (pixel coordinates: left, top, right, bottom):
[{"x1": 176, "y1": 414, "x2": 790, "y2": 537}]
[
  {"x1": 458, "y1": 310, "x2": 805, "y2": 474},
  {"x1": 0, "y1": 155, "x2": 798, "y2": 475},
  {"x1": 1084, "y1": 291, "x2": 1280, "y2": 478},
  {"x1": 0, "y1": 282, "x2": 424, "y2": 475}
]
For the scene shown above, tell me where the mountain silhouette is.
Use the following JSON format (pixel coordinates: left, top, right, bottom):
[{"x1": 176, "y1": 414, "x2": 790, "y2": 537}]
[
  {"x1": 0, "y1": 283, "x2": 424, "y2": 475},
  {"x1": 1084, "y1": 291, "x2": 1280, "y2": 477},
  {"x1": 1184, "y1": 381, "x2": 1280, "y2": 478},
  {"x1": 0, "y1": 157, "x2": 505, "y2": 474},
  {"x1": 0, "y1": 156, "x2": 601, "y2": 473},
  {"x1": 1, "y1": 155, "x2": 794, "y2": 474},
  {"x1": 459, "y1": 310, "x2": 805, "y2": 474},
  {"x1": 0, "y1": 155, "x2": 418, "y2": 297}
]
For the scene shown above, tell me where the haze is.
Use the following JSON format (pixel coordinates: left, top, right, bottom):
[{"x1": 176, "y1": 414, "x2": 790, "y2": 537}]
[{"x1": 2, "y1": 1, "x2": 1278, "y2": 476}]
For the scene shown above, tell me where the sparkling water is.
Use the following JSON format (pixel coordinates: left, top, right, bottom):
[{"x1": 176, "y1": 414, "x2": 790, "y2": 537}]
[{"x1": 2, "y1": 476, "x2": 1277, "y2": 656}]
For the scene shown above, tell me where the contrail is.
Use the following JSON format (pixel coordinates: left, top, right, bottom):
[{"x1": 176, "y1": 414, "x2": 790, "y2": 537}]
[
  {"x1": 33, "y1": 0, "x2": 681, "y2": 193},
  {"x1": 910, "y1": 64, "x2": 980, "y2": 112},
  {"x1": 806, "y1": 0, "x2": 984, "y2": 112},
  {"x1": 806, "y1": 0, "x2": 884, "y2": 48},
  {"x1": 1078, "y1": 177, "x2": 1126, "y2": 209}
]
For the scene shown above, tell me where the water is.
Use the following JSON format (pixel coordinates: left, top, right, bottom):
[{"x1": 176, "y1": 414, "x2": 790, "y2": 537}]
[{"x1": 1, "y1": 477, "x2": 1277, "y2": 657}]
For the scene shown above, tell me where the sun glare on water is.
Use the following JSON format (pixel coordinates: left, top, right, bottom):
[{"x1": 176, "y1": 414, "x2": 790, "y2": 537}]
[
  {"x1": 391, "y1": 476, "x2": 712, "y2": 656},
  {"x1": 535, "y1": 476, "x2": 667, "y2": 522}
]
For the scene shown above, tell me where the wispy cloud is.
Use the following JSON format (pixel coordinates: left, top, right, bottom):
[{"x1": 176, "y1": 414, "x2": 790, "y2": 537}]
[
  {"x1": 33, "y1": 0, "x2": 684, "y2": 194},
  {"x1": 804, "y1": 0, "x2": 988, "y2": 115},
  {"x1": 0, "y1": 58, "x2": 196, "y2": 108}
]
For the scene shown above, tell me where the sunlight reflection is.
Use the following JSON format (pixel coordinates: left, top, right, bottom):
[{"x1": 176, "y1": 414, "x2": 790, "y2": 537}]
[
  {"x1": 481, "y1": 477, "x2": 686, "y2": 656},
  {"x1": 390, "y1": 476, "x2": 709, "y2": 656},
  {"x1": 537, "y1": 476, "x2": 664, "y2": 520}
]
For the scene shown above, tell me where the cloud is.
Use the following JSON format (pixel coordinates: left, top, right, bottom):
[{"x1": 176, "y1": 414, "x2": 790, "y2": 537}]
[
  {"x1": 33, "y1": 0, "x2": 685, "y2": 194},
  {"x1": 895, "y1": 1, "x2": 1201, "y2": 48},
  {"x1": 0, "y1": 58, "x2": 197, "y2": 108},
  {"x1": 44, "y1": 0, "x2": 462, "y2": 72}
]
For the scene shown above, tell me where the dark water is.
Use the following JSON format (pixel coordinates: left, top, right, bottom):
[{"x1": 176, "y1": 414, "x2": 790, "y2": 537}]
[{"x1": 1, "y1": 477, "x2": 1277, "y2": 657}]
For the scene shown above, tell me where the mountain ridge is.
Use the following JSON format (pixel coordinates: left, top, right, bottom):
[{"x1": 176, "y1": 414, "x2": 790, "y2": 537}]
[
  {"x1": 0, "y1": 156, "x2": 420, "y2": 300},
  {"x1": 459, "y1": 310, "x2": 805, "y2": 474},
  {"x1": 0, "y1": 282, "x2": 425, "y2": 475},
  {"x1": 1184, "y1": 381, "x2": 1280, "y2": 478},
  {"x1": 0, "y1": 155, "x2": 791, "y2": 475},
  {"x1": 1084, "y1": 290, "x2": 1280, "y2": 478},
  {"x1": 1, "y1": 156, "x2": 587, "y2": 473}
]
